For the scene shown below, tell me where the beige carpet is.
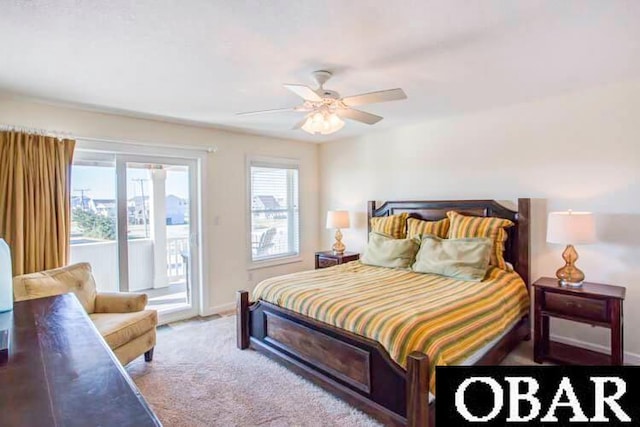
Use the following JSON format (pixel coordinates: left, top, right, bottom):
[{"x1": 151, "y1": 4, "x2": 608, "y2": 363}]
[
  {"x1": 127, "y1": 315, "x2": 534, "y2": 426},
  {"x1": 127, "y1": 316, "x2": 381, "y2": 426}
]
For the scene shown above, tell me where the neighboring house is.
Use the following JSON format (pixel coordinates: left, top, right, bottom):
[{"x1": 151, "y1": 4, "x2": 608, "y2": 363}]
[
  {"x1": 128, "y1": 195, "x2": 150, "y2": 225},
  {"x1": 71, "y1": 195, "x2": 96, "y2": 212},
  {"x1": 127, "y1": 195, "x2": 188, "y2": 225},
  {"x1": 165, "y1": 195, "x2": 187, "y2": 225},
  {"x1": 93, "y1": 199, "x2": 116, "y2": 217},
  {"x1": 252, "y1": 195, "x2": 283, "y2": 218}
]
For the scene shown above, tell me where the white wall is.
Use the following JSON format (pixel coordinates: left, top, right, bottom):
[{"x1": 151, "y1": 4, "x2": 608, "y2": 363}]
[
  {"x1": 0, "y1": 93, "x2": 319, "y2": 315},
  {"x1": 319, "y1": 79, "x2": 640, "y2": 362}
]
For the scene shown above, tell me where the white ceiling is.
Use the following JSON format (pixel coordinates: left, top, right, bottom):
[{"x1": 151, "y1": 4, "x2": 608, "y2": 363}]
[{"x1": 1, "y1": 0, "x2": 639, "y2": 142}]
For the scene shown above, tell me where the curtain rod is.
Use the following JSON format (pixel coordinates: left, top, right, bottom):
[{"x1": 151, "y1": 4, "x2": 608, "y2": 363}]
[
  {"x1": 0, "y1": 124, "x2": 72, "y2": 138},
  {"x1": 77, "y1": 135, "x2": 218, "y2": 153},
  {"x1": 0, "y1": 124, "x2": 218, "y2": 153}
]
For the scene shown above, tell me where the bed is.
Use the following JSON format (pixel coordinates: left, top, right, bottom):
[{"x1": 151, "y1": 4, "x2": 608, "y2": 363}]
[{"x1": 237, "y1": 199, "x2": 531, "y2": 426}]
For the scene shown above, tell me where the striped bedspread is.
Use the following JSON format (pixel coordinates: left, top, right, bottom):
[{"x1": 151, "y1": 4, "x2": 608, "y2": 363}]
[{"x1": 252, "y1": 261, "x2": 530, "y2": 394}]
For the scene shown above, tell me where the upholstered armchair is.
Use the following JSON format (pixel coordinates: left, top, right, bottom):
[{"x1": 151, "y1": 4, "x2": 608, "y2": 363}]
[{"x1": 13, "y1": 262, "x2": 157, "y2": 365}]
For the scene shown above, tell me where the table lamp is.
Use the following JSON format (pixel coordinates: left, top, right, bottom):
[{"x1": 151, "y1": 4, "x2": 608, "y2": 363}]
[
  {"x1": 326, "y1": 210, "x2": 350, "y2": 255},
  {"x1": 546, "y1": 211, "x2": 596, "y2": 287},
  {"x1": 0, "y1": 239, "x2": 12, "y2": 364}
]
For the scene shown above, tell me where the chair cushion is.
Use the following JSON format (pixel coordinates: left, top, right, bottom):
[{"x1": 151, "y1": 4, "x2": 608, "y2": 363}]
[
  {"x1": 13, "y1": 263, "x2": 97, "y2": 313},
  {"x1": 90, "y1": 310, "x2": 157, "y2": 350}
]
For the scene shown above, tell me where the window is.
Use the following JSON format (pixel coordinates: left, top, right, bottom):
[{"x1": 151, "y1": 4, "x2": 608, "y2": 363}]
[{"x1": 249, "y1": 159, "x2": 300, "y2": 262}]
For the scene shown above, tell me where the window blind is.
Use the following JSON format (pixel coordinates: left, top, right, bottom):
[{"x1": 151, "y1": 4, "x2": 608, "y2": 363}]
[{"x1": 249, "y1": 162, "x2": 299, "y2": 261}]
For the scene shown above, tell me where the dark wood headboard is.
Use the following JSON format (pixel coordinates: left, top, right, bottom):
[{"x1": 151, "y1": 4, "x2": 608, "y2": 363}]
[{"x1": 367, "y1": 198, "x2": 531, "y2": 289}]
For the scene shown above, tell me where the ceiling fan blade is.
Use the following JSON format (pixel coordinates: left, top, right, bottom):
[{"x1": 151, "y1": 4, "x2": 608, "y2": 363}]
[
  {"x1": 283, "y1": 84, "x2": 322, "y2": 102},
  {"x1": 292, "y1": 116, "x2": 309, "y2": 130},
  {"x1": 341, "y1": 88, "x2": 407, "y2": 107},
  {"x1": 236, "y1": 107, "x2": 297, "y2": 116},
  {"x1": 338, "y1": 108, "x2": 383, "y2": 125}
]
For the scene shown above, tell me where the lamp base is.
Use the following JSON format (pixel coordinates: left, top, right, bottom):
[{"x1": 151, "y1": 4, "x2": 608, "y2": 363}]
[
  {"x1": 555, "y1": 244, "x2": 586, "y2": 287},
  {"x1": 0, "y1": 330, "x2": 8, "y2": 365},
  {"x1": 559, "y1": 279, "x2": 584, "y2": 288},
  {"x1": 332, "y1": 228, "x2": 345, "y2": 255},
  {"x1": 0, "y1": 311, "x2": 9, "y2": 365}
]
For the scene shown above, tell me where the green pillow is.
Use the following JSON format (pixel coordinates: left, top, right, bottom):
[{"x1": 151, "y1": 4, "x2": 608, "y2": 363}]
[
  {"x1": 411, "y1": 235, "x2": 492, "y2": 281},
  {"x1": 361, "y1": 232, "x2": 420, "y2": 269}
]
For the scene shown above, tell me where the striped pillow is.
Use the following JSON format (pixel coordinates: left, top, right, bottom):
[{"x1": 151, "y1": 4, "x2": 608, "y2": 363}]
[
  {"x1": 370, "y1": 212, "x2": 409, "y2": 239},
  {"x1": 406, "y1": 217, "x2": 450, "y2": 239},
  {"x1": 446, "y1": 211, "x2": 514, "y2": 270}
]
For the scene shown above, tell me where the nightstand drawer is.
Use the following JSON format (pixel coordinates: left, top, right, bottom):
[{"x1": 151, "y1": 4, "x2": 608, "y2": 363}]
[
  {"x1": 317, "y1": 257, "x2": 339, "y2": 268},
  {"x1": 544, "y1": 293, "x2": 608, "y2": 323}
]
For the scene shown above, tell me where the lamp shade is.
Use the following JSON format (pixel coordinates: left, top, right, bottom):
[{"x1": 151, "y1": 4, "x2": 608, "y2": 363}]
[
  {"x1": 326, "y1": 210, "x2": 350, "y2": 229},
  {"x1": 547, "y1": 211, "x2": 596, "y2": 245}
]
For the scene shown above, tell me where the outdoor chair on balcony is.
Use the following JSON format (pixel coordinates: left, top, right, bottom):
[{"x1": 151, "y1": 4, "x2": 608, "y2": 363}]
[
  {"x1": 13, "y1": 262, "x2": 157, "y2": 366},
  {"x1": 252, "y1": 227, "x2": 277, "y2": 257}
]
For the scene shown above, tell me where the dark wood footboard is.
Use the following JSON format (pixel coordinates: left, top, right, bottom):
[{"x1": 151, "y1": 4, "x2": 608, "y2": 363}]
[
  {"x1": 238, "y1": 290, "x2": 530, "y2": 426},
  {"x1": 237, "y1": 290, "x2": 429, "y2": 426}
]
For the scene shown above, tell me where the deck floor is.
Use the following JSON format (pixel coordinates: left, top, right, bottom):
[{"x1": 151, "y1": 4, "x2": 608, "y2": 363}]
[{"x1": 143, "y1": 281, "x2": 189, "y2": 312}]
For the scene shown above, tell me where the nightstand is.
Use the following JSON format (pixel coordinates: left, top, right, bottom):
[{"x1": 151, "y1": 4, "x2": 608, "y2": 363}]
[
  {"x1": 315, "y1": 251, "x2": 359, "y2": 269},
  {"x1": 533, "y1": 277, "x2": 625, "y2": 365}
]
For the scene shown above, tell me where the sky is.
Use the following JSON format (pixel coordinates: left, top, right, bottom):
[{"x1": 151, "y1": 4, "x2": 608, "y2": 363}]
[{"x1": 72, "y1": 165, "x2": 189, "y2": 200}]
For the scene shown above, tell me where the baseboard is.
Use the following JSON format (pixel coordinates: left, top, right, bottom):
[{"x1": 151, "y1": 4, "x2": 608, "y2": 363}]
[
  {"x1": 202, "y1": 302, "x2": 235, "y2": 317},
  {"x1": 550, "y1": 333, "x2": 640, "y2": 365}
]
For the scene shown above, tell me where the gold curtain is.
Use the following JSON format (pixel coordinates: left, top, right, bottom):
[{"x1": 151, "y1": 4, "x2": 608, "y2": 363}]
[{"x1": 0, "y1": 130, "x2": 75, "y2": 276}]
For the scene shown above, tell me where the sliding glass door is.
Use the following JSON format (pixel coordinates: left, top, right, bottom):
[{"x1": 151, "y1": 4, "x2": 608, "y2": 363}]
[
  {"x1": 70, "y1": 153, "x2": 120, "y2": 291},
  {"x1": 70, "y1": 151, "x2": 200, "y2": 323}
]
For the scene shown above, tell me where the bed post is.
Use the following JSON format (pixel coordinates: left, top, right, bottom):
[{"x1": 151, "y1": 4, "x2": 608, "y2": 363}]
[
  {"x1": 367, "y1": 201, "x2": 375, "y2": 235},
  {"x1": 237, "y1": 290, "x2": 250, "y2": 349},
  {"x1": 406, "y1": 351, "x2": 429, "y2": 427},
  {"x1": 517, "y1": 198, "x2": 532, "y2": 341},
  {"x1": 516, "y1": 198, "x2": 531, "y2": 290}
]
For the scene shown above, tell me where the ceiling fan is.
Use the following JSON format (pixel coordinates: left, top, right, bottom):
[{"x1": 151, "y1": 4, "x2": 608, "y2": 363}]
[{"x1": 237, "y1": 70, "x2": 407, "y2": 135}]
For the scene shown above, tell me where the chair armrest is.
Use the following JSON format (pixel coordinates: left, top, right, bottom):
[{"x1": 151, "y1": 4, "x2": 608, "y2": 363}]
[{"x1": 94, "y1": 292, "x2": 148, "y2": 313}]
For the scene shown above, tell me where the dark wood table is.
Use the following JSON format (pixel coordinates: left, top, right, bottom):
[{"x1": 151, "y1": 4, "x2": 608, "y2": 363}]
[
  {"x1": 314, "y1": 251, "x2": 360, "y2": 269},
  {"x1": 533, "y1": 277, "x2": 625, "y2": 365},
  {"x1": 0, "y1": 293, "x2": 161, "y2": 427}
]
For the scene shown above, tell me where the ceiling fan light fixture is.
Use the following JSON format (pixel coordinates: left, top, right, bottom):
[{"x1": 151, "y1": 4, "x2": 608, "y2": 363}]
[
  {"x1": 237, "y1": 70, "x2": 407, "y2": 135},
  {"x1": 301, "y1": 111, "x2": 344, "y2": 135}
]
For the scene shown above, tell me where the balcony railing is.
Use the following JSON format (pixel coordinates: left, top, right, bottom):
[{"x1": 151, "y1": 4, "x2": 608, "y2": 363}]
[
  {"x1": 167, "y1": 237, "x2": 189, "y2": 282},
  {"x1": 70, "y1": 237, "x2": 190, "y2": 292}
]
